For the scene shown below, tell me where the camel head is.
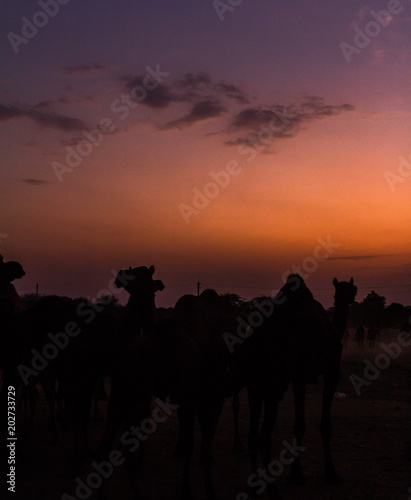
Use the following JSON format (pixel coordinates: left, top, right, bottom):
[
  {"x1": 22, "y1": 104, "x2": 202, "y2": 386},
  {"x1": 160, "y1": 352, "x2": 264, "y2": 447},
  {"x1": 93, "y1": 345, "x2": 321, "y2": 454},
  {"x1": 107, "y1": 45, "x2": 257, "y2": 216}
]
[
  {"x1": 114, "y1": 265, "x2": 164, "y2": 297},
  {"x1": 333, "y1": 277, "x2": 357, "y2": 305},
  {"x1": 0, "y1": 255, "x2": 25, "y2": 284}
]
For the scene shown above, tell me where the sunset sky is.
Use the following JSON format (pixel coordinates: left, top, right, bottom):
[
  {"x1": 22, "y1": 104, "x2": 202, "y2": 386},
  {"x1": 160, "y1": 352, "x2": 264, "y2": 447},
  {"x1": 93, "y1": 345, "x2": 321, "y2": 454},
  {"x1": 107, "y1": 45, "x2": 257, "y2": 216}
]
[{"x1": 1, "y1": 0, "x2": 411, "y2": 308}]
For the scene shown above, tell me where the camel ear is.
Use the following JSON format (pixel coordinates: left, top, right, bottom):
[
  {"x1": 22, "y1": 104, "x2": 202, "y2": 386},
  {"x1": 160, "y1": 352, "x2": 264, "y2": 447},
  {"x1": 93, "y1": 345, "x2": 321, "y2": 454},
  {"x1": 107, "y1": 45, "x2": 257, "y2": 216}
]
[
  {"x1": 128, "y1": 266, "x2": 132, "y2": 270},
  {"x1": 333, "y1": 277, "x2": 338, "y2": 287},
  {"x1": 149, "y1": 265, "x2": 155, "y2": 275},
  {"x1": 350, "y1": 277, "x2": 354, "y2": 284}
]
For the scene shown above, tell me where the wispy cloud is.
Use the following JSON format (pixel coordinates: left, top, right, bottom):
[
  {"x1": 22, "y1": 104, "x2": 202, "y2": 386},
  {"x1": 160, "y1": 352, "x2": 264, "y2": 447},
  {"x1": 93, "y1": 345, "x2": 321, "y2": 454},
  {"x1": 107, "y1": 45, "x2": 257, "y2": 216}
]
[
  {"x1": 328, "y1": 254, "x2": 393, "y2": 261},
  {"x1": 174, "y1": 73, "x2": 250, "y2": 104},
  {"x1": 59, "y1": 136, "x2": 84, "y2": 147},
  {"x1": 33, "y1": 96, "x2": 96, "y2": 109},
  {"x1": 26, "y1": 109, "x2": 85, "y2": 131},
  {"x1": 22, "y1": 178, "x2": 50, "y2": 185},
  {"x1": 117, "y1": 72, "x2": 354, "y2": 142},
  {"x1": 214, "y1": 81, "x2": 250, "y2": 104},
  {"x1": 119, "y1": 71, "x2": 250, "y2": 114},
  {"x1": 162, "y1": 99, "x2": 227, "y2": 130},
  {"x1": 0, "y1": 102, "x2": 86, "y2": 131},
  {"x1": 121, "y1": 74, "x2": 178, "y2": 109},
  {"x1": 60, "y1": 64, "x2": 107, "y2": 76},
  {"x1": 0, "y1": 103, "x2": 21, "y2": 120},
  {"x1": 223, "y1": 96, "x2": 355, "y2": 149}
]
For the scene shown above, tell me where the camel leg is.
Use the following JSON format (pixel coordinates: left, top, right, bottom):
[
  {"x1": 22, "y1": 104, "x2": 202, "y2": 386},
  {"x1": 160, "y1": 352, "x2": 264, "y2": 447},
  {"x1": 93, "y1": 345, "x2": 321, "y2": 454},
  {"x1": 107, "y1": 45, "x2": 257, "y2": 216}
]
[
  {"x1": 290, "y1": 375, "x2": 306, "y2": 485},
  {"x1": 96, "y1": 409, "x2": 123, "y2": 500},
  {"x1": 98, "y1": 377, "x2": 129, "y2": 456},
  {"x1": 59, "y1": 377, "x2": 93, "y2": 460},
  {"x1": 40, "y1": 377, "x2": 60, "y2": 444},
  {"x1": 178, "y1": 401, "x2": 196, "y2": 499},
  {"x1": 17, "y1": 383, "x2": 28, "y2": 419},
  {"x1": 122, "y1": 394, "x2": 152, "y2": 500},
  {"x1": 17, "y1": 381, "x2": 37, "y2": 429},
  {"x1": 198, "y1": 396, "x2": 225, "y2": 499},
  {"x1": 320, "y1": 367, "x2": 343, "y2": 484},
  {"x1": 97, "y1": 383, "x2": 150, "y2": 500},
  {"x1": 247, "y1": 383, "x2": 263, "y2": 476},
  {"x1": 174, "y1": 407, "x2": 185, "y2": 457},
  {"x1": 244, "y1": 383, "x2": 264, "y2": 497},
  {"x1": 259, "y1": 395, "x2": 285, "y2": 500},
  {"x1": 232, "y1": 392, "x2": 245, "y2": 452},
  {"x1": 92, "y1": 377, "x2": 106, "y2": 422},
  {"x1": 258, "y1": 373, "x2": 291, "y2": 500}
]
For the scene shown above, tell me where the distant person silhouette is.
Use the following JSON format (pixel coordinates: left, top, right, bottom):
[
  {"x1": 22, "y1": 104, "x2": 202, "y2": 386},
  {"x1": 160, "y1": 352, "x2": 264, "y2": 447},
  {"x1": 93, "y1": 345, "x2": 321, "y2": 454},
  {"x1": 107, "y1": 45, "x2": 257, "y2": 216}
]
[
  {"x1": 367, "y1": 327, "x2": 377, "y2": 348},
  {"x1": 342, "y1": 327, "x2": 350, "y2": 348},
  {"x1": 354, "y1": 324, "x2": 365, "y2": 349}
]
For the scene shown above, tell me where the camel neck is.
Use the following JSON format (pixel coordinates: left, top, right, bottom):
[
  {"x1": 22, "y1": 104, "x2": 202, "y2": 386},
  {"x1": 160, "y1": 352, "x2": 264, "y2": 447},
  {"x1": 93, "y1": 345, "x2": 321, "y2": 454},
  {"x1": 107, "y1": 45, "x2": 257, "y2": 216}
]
[
  {"x1": 332, "y1": 299, "x2": 349, "y2": 340},
  {"x1": 125, "y1": 294, "x2": 156, "y2": 334}
]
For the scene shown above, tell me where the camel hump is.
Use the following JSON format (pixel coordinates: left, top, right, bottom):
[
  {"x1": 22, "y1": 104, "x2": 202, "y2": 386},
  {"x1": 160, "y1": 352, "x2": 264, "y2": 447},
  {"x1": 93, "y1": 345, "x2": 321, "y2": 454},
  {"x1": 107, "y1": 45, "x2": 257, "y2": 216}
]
[
  {"x1": 200, "y1": 288, "x2": 220, "y2": 304},
  {"x1": 174, "y1": 289, "x2": 222, "y2": 316},
  {"x1": 174, "y1": 294, "x2": 199, "y2": 316}
]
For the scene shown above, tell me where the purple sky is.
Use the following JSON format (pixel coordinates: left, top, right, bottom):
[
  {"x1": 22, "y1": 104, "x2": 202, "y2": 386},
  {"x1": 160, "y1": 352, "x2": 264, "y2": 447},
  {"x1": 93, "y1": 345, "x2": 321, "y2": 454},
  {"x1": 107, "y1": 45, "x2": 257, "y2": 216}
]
[{"x1": 1, "y1": 0, "x2": 411, "y2": 308}]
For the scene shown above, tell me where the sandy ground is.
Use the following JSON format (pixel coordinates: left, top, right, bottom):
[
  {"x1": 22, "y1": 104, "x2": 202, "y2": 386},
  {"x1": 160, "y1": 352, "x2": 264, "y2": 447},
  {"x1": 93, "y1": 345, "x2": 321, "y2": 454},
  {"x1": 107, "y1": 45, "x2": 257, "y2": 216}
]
[{"x1": 1, "y1": 329, "x2": 410, "y2": 500}]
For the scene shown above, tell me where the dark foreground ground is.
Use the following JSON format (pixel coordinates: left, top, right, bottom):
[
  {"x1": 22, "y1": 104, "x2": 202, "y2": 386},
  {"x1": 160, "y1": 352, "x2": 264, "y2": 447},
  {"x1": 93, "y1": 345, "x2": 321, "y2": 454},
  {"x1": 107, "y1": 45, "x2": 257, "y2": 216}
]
[{"x1": 1, "y1": 329, "x2": 410, "y2": 500}]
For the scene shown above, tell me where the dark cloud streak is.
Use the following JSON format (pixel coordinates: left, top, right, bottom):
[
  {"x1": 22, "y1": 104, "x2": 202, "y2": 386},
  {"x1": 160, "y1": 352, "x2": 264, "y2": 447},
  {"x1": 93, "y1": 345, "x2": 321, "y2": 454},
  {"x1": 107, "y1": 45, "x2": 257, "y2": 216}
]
[
  {"x1": 328, "y1": 255, "x2": 393, "y2": 261},
  {"x1": 22, "y1": 179, "x2": 50, "y2": 185},
  {"x1": 119, "y1": 71, "x2": 250, "y2": 113},
  {"x1": 121, "y1": 74, "x2": 178, "y2": 109},
  {"x1": 0, "y1": 102, "x2": 86, "y2": 132},
  {"x1": 117, "y1": 72, "x2": 354, "y2": 141},
  {"x1": 162, "y1": 99, "x2": 227, "y2": 130},
  {"x1": 61, "y1": 64, "x2": 106, "y2": 75},
  {"x1": 224, "y1": 97, "x2": 355, "y2": 148}
]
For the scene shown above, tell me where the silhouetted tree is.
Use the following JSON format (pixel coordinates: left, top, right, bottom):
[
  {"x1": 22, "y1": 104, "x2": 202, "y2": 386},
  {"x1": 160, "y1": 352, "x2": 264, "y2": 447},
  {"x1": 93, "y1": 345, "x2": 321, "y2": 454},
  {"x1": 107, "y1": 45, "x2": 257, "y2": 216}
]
[
  {"x1": 384, "y1": 302, "x2": 408, "y2": 328},
  {"x1": 360, "y1": 291, "x2": 386, "y2": 327},
  {"x1": 220, "y1": 292, "x2": 248, "y2": 312},
  {"x1": 20, "y1": 293, "x2": 39, "y2": 308}
]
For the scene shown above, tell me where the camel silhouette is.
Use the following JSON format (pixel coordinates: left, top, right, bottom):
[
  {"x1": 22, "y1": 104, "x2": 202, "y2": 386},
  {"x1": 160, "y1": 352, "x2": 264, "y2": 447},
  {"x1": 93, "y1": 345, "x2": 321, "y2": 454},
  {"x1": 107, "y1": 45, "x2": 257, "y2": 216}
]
[
  {"x1": 98, "y1": 265, "x2": 236, "y2": 499},
  {"x1": 172, "y1": 287, "x2": 237, "y2": 458},
  {"x1": 226, "y1": 274, "x2": 331, "y2": 499},
  {"x1": 290, "y1": 277, "x2": 357, "y2": 487},
  {"x1": 10, "y1": 294, "x2": 122, "y2": 458},
  {"x1": 99, "y1": 269, "x2": 330, "y2": 500}
]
